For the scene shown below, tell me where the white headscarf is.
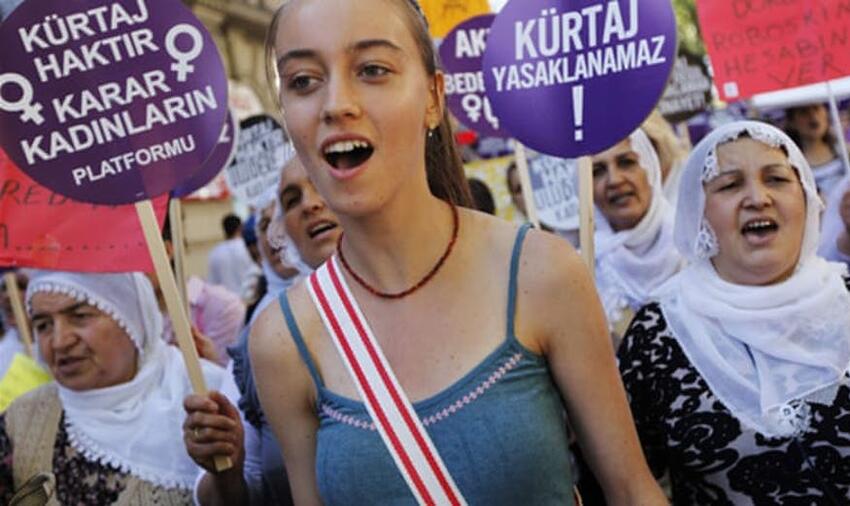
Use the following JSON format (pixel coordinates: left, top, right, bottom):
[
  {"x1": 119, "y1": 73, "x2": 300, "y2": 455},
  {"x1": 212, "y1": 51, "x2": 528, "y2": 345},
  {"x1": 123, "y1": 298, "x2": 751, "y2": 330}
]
[
  {"x1": 594, "y1": 129, "x2": 684, "y2": 327},
  {"x1": 251, "y1": 187, "x2": 312, "y2": 323},
  {"x1": 658, "y1": 121, "x2": 850, "y2": 437},
  {"x1": 26, "y1": 271, "x2": 224, "y2": 490},
  {"x1": 254, "y1": 187, "x2": 295, "y2": 296}
]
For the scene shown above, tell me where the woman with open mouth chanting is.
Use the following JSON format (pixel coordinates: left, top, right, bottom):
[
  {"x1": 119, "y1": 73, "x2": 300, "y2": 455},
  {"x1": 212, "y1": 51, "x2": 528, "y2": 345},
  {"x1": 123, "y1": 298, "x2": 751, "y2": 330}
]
[
  {"x1": 0, "y1": 271, "x2": 224, "y2": 505},
  {"x1": 591, "y1": 128, "x2": 685, "y2": 345},
  {"x1": 618, "y1": 121, "x2": 850, "y2": 505},
  {"x1": 247, "y1": 0, "x2": 666, "y2": 504}
]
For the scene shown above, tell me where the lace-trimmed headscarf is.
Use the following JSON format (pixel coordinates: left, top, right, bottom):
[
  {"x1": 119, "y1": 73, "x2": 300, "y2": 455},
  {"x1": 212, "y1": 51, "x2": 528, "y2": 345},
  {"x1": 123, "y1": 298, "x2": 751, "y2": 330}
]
[
  {"x1": 26, "y1": 271, "x2": 224, "y2": 490},
  {"x1": 658, "y1": 121, "x2": 850, "y2": 437}
]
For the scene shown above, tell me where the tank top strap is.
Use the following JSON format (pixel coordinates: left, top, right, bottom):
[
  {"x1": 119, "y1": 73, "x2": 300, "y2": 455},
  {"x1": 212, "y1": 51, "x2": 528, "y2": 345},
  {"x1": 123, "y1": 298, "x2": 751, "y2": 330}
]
[
  {"x1": 279, "y1": 290, "x2": 325, "y2": 389},
  {"x1": 506, "y1": 223, "x2": 532, "y2": 338}
]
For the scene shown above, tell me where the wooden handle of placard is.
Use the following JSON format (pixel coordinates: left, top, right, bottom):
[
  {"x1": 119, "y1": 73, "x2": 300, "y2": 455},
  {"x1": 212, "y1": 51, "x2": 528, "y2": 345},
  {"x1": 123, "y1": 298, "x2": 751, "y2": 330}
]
[
  {"x1": 577, "y1": 156, "x2": 595, "y2": 278},
  {"x1": 514, "y1": 143, "x2": 541, "y2": 229},
  {"x1": 135, "y1": 200, "x2": 233, "y2": 472},
  {"x1": 3, "y1": 272, "x2": 33, "y2": 358},
  {"x1": 168, "y1": 198, "x2": 189, "y2": 317}
]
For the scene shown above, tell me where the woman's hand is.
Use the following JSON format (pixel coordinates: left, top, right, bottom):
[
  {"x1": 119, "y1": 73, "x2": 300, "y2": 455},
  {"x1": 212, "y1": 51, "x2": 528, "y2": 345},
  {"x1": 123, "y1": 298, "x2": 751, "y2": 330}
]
[
  {"x1": 191, "y1": 326, "x2": 220, "y2": 364},
  {"x1": 182, "y1": 391, "x2": 245, "y2": 474}
]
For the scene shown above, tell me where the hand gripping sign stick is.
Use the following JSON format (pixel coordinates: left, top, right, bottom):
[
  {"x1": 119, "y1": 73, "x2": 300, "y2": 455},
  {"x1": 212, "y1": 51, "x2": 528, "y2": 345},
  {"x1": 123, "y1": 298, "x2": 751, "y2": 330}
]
[
  {"x1": 136, "y1": 201, "x2": 231, "y2": 471},
  {"x1": 3, "y1": 272, "x2": 33, "y2": 358}
]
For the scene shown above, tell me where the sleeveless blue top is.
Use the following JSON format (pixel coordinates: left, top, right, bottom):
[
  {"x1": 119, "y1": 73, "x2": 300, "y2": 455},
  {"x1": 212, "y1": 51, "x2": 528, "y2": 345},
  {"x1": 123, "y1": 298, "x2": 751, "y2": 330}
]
[{"x1": 282, "y1": 224, "x2": 576, "y2": 505}]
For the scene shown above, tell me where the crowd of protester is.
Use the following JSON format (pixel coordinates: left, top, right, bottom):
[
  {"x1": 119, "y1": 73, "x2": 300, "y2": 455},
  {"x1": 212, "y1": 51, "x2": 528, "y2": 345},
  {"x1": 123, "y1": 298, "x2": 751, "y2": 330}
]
[{"x1": 1, "y1": 0, "x2": 849, "y2": 504}]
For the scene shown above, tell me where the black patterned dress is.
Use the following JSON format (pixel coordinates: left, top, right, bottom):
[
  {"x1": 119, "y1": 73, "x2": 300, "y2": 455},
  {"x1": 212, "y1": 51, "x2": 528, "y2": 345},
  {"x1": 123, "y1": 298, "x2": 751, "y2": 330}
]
[{"x1": 618, "y1": 303, "x2": 850, "y2": 506}]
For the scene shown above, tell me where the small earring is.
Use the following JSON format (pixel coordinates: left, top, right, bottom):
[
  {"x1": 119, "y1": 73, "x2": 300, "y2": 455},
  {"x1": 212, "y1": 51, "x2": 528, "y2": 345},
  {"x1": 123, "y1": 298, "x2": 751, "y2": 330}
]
[{"x1": 427, "y1": 129, "x2": 434, "y2": 139}]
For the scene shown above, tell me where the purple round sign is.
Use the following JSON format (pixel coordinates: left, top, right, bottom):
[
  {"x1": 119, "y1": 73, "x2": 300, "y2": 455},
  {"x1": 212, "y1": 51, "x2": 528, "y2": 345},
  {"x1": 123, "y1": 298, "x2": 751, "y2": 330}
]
[
  {"x1": 483, "y1": 0, "x2": 676, "y2": 158},
  {"x1": 439, "y1": 15, "x2": 507, "y2": 138},
  {"x1": 171, "y1": 110, "x2": 238, "y2": 198},
  {"x1": 0, "y1": 0, "x2": 228, "y2": 205}
]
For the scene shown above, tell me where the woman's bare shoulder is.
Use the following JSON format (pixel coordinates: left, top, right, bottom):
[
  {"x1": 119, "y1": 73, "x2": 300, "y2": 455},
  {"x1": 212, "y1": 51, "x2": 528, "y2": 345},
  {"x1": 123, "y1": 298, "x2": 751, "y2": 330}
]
[{"x1": 249, "y1": 281, "x2": 324, "y2": 401}]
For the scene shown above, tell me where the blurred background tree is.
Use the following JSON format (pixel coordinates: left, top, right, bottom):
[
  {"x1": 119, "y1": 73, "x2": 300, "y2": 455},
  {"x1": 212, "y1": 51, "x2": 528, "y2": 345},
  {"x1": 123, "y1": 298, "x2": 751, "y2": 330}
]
[{"x1": 673, "y1": 0, "x2": 705, "y2": 56}]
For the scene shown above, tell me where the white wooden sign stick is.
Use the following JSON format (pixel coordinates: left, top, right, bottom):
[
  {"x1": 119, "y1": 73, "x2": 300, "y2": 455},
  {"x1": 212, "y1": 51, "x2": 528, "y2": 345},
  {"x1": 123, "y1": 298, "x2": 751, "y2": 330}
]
[
  {"x1": 514, "y1": 142, "x2": 541, "y2": 229},
  {"x1": 168, "y1": 198, "x2": 190, "y2": 317},
  {"x1": 577, "y1": 156, "x2": 595, "y2": 278},
  {"x1": 136, "y1": 200, "x2": 232, "y2": 471}
]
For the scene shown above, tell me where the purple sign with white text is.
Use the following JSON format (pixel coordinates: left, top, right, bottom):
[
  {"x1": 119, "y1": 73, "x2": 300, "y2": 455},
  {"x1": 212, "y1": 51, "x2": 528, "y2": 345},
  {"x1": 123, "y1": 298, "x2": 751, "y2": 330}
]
[
  {"x1": 483, "y1": 0, "x2": 677, "y2": 158},
  {"x1": 439, "y1": 15, "x2": 506, "y2": 138},
  {"x1": 0, "y1": 0, "x2": 228, "y2": 205},
  {"x1": 171, "y1": 110, "x2": 238, "y2": 198}
]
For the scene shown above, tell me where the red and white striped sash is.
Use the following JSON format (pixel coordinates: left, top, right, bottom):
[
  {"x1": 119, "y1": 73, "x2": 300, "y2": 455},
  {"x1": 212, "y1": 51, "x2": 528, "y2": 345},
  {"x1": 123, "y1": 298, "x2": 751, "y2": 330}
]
[{"x1": 307, "y1": 257, "x2": 467, "y2": 506}]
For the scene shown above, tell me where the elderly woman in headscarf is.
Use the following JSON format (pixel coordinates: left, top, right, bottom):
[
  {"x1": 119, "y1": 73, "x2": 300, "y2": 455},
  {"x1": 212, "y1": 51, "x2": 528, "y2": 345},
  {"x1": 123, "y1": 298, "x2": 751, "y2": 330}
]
[
  {"x1": 591, "y1": 129, "x2": 685, "y2": 342},
  {"x1": 0, "y1": 271, "x2": 224, "y2": 504},
  {"x1": 618, "y1": 121, "x2": 850, "y2": 504},
  {"x1": 185, "y1": 156, "x2": 340, "y2": 505}
]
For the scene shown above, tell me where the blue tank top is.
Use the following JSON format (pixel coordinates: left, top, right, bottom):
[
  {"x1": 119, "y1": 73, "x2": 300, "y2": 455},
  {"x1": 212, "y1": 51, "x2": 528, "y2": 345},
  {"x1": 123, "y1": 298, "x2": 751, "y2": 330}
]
[{"x1": 282, "y1": 224, "x2": 576, "y2": 505}]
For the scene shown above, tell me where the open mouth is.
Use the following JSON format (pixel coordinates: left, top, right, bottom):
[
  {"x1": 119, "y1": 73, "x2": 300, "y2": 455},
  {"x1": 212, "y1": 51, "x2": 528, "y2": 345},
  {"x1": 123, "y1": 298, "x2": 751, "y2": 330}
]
[
  {"x1": 307, "y1": 220, "x2": 338, "y2": 240},
  {"x1": 607, "y1": 191, "x2": 636, "y2": 206},
  {"x1": 56, "y1": 356, "x2": 86, "y2": 371},
  {"x1": 741, "y1": 218, "x2": 778, "y2": 238},
  {"x1": 323, "y1": 140, "x2": 374, "y2": 170}
]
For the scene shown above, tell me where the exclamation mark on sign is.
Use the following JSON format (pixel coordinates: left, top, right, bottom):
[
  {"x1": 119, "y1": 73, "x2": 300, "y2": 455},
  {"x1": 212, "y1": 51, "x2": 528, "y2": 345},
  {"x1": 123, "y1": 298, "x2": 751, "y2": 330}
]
[{"x1": 573, "y1": 85, "x2": 584, "y2": 142}]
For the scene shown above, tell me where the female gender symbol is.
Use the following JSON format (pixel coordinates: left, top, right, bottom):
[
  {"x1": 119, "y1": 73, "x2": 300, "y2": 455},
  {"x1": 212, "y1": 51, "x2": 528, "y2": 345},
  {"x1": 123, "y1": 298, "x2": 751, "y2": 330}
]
[
  {"x1": 0, "y1": 73, "x2": 43, "y2": 125},
  {"x1": 166, "y1": 24, "x2": 204, "y2": 82}
]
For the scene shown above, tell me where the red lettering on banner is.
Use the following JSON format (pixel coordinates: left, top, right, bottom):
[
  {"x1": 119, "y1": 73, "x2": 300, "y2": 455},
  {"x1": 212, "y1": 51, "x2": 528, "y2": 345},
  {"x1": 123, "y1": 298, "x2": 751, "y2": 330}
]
[
  {"x1": 0, "y1": 148, "x2": 166, "y2": 272},
  {"x1": 697, "y1": 0, "x2": 850, "y2": 101}
]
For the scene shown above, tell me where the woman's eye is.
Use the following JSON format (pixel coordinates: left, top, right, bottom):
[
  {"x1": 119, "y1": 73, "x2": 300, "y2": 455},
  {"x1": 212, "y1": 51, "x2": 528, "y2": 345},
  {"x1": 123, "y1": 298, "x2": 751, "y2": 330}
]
[
  {"x1": 71, "y1": 312, "x2": 92, "y2": 323},
  {"x1": 768, "y1": 176, "x2": 790, "y2": 184},
  {"x1": 617, "y1": 157, "x2": 638, "y2": 169},
  {"x1": 281, "y1": 195, "x2": 301, "y2": 211},
  {"x1": 592, "y1": 165, "x2": 606, "y2": 178},
  {"x1": 287, "y1": 74, "x2": 318, "y2": 91},
  {"x1": 360, "y1": 64, "x2": 390, "y2": 79},
  {"x1": 34, "y1": 321, "x2": 51, "y2": 333}
]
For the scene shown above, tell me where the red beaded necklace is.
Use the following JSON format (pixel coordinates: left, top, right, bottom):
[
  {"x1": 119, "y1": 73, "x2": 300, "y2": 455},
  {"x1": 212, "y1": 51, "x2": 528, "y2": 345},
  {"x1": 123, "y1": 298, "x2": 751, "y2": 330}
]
[{"x1": 337, "y1": 205, "x2": 459, "y2": 299}]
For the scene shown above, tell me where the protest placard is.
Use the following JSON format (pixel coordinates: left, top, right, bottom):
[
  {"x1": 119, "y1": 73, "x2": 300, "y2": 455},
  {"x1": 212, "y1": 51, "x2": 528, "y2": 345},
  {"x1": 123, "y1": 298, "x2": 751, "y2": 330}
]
[
  {"x1": 0, "y1": 1, "x2": 232, "y2": 469},
  {"x1": 482, "y1": 0, "x2": 677, "y2": 158},
  {"x1": 0, "y1": 0, "x2": 228, "y2": 205},
  {"x1": 0, "y1": 148, "x2": 167, "y2": 272},
  {"x1": 697, "y1": 0, "x2": 850, "y2": 102},
  {"x1": 658, "y1": 51, "x2": 712, "y2": 123},
  {"x1": 440, "y1": 15, "x2": 506, "y2": 138},
  {"x1": 529, "y1": 155, "x2": 580, "y2": 231},
  {"x1": 225, "y1": 114, "x2": 295, "y2": 207}
]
